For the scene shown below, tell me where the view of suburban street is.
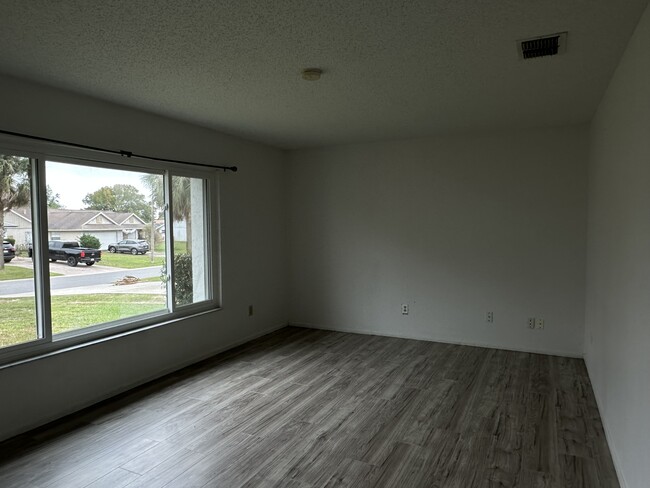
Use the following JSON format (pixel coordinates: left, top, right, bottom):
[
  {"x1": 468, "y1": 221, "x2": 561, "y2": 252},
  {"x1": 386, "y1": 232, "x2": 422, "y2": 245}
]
[
  {"x1": 0, "y1": 255, "x2": 163, "y2": 297},
  {"x1": 1, "y1": 153, "x2": 208, "y2": 350},
  {"x1": 0, "y1": 250, "x2": 168, "y2": 348},
  {"x1": 1, "y1": 156, "x2": 181, "y2": 348}
]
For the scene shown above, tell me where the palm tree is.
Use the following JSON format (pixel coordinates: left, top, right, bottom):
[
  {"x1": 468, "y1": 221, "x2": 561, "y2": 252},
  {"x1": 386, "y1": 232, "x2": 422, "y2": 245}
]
[
  {"x1": 1, "y1": 155, "x2": 31, "y2": 270},
  {"x1": 140, "y1": 174, "x2": 193, "y2": 253}
]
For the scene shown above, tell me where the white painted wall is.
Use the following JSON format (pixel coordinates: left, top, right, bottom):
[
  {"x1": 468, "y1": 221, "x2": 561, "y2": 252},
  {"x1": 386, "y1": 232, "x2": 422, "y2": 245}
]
[
  {"x1": 3, "y1": 212, "x2": 30, "y2": 247},
  {"x1": 584, "y1": 5, "x2": 650, "y2": 488},
  {"x1": 289, "y1": 126, "x2": 588, "y2": 357},
  {"x1": 0, "y1": 74, "x2": 289, "y2": 442}
]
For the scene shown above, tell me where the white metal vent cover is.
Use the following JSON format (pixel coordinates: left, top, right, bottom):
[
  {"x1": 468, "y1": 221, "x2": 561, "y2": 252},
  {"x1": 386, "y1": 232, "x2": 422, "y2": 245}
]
[{"x1": 518, "y1": 32, "x2": 568, "y2": 60}]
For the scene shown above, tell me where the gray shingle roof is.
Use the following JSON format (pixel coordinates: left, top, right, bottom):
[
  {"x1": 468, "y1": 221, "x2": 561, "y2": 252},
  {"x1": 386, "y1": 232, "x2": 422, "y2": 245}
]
[
  {"x1": 10, "y1": 208, "x2": 145, "y2": 230},
  {"x1": 103, "y1": 211, "x2": 146, "y2": 225}
]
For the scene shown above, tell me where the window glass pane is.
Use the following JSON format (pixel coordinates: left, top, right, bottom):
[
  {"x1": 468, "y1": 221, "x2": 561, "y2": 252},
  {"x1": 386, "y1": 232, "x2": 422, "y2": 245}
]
[
  {"x1": 45, "y1": 161, "x2": 167, "y2": 335},
  {"x1": 0, "y1": 154, "x2": 38, "y2": 348},
  {"x1": 172, "y1": 175, "x2": 209, "y2": 306}
]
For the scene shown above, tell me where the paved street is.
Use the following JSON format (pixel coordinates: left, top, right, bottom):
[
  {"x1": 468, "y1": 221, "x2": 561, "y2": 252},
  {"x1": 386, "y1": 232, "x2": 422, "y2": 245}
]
[{"x1": 0, "y1": 266, "x2": 162, "y2": 296}]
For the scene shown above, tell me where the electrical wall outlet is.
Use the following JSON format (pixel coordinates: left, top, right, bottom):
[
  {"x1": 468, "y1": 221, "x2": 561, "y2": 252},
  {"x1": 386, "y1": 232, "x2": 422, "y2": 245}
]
[
  {"x1": 535, "y1": 318, "x2": 544, "y2": 329},
  {"x1": 486, "y1": 311, "x2": 494, "y2": 323},
  {"x1": 527, "y1": 318, "x2": 536, "y2": 329},
  {"x1": 401, "y1": 304, "x2": 409, "y2": 315}
]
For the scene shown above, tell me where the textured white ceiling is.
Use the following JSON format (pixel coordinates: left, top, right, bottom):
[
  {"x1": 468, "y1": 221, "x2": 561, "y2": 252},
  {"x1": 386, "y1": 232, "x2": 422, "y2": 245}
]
[{"x1": 0, "y1": 0, "x2": 648, "y2": 148}]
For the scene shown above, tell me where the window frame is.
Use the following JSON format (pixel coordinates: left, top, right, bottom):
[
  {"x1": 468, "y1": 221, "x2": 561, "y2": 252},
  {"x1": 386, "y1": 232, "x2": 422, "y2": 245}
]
[{"x1": 0, "y1": 134, "x2": 222, "y2": 366}]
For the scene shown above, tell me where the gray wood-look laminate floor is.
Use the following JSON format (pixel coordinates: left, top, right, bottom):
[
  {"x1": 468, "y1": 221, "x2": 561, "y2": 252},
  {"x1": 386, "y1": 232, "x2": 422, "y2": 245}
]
[{"x1": 0, "y1": 327, "x2": 619, "y2": 487}]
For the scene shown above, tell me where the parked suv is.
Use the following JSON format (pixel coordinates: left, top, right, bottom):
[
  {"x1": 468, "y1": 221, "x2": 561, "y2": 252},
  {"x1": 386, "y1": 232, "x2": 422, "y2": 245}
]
[
  {"x1": 3, "y1": 240, "x2": 16, "y2": 263},
  {"x1": 107, "y1": 239, "x2": 150, "y2": 255}
]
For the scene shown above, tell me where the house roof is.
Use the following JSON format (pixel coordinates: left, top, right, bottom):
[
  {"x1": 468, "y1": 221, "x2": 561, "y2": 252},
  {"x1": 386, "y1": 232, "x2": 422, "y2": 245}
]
[
  {"x1": 105, "y1": 212, "x2": 147, "y2": 226},
  {"x1": 10, "y1": 208, "x2": 146, "y2": 231},
  {"x1": 49, "y1": 210, "x2": 113, "y2": 230},
  {"x1": 9, "y1": 207, "x2": 32, "y2": 223}
]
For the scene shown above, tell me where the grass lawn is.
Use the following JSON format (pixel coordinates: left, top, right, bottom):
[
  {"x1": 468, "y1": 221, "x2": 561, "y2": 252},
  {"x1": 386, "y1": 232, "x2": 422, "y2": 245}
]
[
  {"x1": 140, "y1": 275, "x2": 165, "y2": 283},
  {"x1": 0, "y1": 294, "x2": 166, "y2": 347},
  {"x1": 154, "y1": 241, "x2": 187, "y2": 253},
  {"x1": 0, "y1": 265, "x2": 62, "y2": 281},
  {"x1": 99, "y1": 253, "x2": 165, "y2": 269}
]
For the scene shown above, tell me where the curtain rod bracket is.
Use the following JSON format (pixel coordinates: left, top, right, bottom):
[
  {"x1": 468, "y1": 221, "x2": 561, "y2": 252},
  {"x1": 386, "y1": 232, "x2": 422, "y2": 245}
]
[{"x1": 120, "y1": 150, "x2": 133, "y2": 158}]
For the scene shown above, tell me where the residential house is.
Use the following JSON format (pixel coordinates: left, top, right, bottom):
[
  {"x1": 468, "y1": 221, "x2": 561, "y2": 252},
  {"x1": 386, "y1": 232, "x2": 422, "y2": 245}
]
[
  {"x1": 154, "y1": 218, "x2": 187, "y2": 242},
  {"x1": 3, "y1": 207, "x2": 32, "y2": 246},
  {"x1": 4, "y1": 207, "x2": 147, "y2": 250}
]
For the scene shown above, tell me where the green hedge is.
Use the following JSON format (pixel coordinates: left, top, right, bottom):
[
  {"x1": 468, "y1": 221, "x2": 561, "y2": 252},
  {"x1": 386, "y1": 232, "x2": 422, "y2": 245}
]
[
  {"x1": 79, "y1": 234, "x2": 101, "y2": 249},
  {"x1": 174, "y1": 253, "x2": 193, "y2": 306}
]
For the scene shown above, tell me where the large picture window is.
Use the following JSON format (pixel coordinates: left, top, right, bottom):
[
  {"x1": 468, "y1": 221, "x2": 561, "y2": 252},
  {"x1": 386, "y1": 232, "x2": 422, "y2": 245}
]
[{"x1": 0, "y1": 145, "x2": 219, "y2": 362}]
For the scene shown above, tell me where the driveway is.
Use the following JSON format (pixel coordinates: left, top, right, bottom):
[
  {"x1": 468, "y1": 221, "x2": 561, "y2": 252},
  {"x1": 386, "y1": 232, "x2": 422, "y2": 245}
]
[{"x1": 9, "y1": 256, "x2": 120, "y2": 276}]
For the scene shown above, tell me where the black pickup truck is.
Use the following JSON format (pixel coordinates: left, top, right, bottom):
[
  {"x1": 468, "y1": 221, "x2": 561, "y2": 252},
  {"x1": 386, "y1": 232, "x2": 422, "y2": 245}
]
[{"x1": 48, "y1": 241, "x2": 102, "y2": 267}]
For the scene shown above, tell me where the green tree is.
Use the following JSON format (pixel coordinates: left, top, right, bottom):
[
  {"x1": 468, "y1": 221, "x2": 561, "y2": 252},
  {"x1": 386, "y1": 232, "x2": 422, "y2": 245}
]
[
  {"x1": 78, "y1": 233, "x2": 100, "y2": 249},
  {"x1": 82, "y1": 184, "x2": 150, "y2": 221},
  {"x1": 46, "y1": 185, "x2": 63, "y2": 208},
  {"x1": 1, "y1": 155, "x2": 31, "y2": 270},
  {"x1": 140, "y1": 174, "x2": 193, "y2": 252},
  {"x1": 82, "y1": 186, "x2": 116, "y2": 211}
]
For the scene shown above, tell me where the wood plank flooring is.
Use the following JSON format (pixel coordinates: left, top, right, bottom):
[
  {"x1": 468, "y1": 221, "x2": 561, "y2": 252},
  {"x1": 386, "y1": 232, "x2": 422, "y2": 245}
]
[{"x1": 0, "y1": 327, "x2": 620, "y2": 487}]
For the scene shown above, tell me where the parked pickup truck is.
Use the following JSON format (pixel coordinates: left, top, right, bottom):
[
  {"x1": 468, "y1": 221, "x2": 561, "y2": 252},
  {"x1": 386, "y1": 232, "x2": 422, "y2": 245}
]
[{"x1": 48, "y1": 241, "x2": 102, "y2": 267}]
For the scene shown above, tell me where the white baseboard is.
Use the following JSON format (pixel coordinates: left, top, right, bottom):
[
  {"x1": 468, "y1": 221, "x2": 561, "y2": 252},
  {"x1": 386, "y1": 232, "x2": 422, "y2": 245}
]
[
  {"x1": 289, "y1": 322, "x2": 583, "y2": 358},
  {"x1": 583, "y1": 355, "x2": 628, "y2": 488},
  {"x1": 0, "y1": 322, "x2": 288, "y2": 443}
]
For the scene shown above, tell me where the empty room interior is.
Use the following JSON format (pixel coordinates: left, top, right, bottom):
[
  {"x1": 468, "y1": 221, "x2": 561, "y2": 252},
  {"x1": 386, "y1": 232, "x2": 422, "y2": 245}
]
[{"x1": 0, "y1": 1, "x2": 649, "y2": 487}]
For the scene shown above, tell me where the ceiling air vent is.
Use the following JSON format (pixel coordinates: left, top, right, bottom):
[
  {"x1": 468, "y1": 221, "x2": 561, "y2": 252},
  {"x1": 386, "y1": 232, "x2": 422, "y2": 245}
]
[{"x1": 518, "y1": 32, "x2": 567, "y2": 60}]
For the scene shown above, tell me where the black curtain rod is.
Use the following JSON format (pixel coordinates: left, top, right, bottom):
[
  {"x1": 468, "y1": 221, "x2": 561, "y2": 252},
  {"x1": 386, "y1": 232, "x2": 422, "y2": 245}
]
[{"x1": 0, "y1": 128, "x2": 238, "y2": 172}]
